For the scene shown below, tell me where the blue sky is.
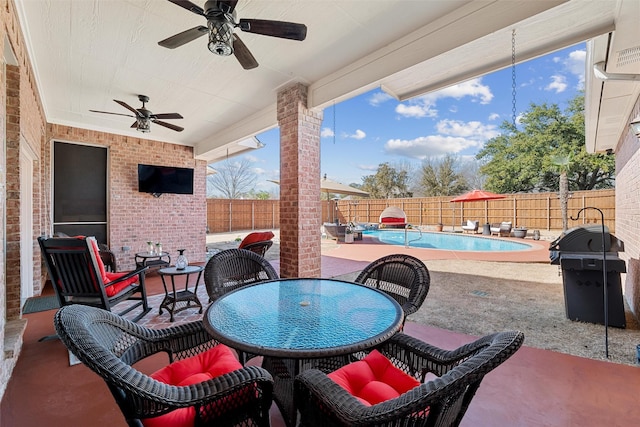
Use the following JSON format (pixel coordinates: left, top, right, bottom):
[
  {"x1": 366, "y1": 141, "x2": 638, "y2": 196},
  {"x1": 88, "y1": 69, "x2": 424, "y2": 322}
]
[{"x1": 211, "y1": 43, "x2": 586, "y2": 195}]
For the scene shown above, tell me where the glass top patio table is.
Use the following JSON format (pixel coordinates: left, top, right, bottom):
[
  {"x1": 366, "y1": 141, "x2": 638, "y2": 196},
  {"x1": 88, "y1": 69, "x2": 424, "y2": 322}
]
[{"x1": 203, "y1": 278, "x2": 404, "y2": 358}]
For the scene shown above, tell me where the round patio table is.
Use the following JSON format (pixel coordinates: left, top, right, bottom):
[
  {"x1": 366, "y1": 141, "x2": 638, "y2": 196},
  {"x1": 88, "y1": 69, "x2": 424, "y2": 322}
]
[{"x1": 203, "y1": 278, "x2": 403, "y2": 426}]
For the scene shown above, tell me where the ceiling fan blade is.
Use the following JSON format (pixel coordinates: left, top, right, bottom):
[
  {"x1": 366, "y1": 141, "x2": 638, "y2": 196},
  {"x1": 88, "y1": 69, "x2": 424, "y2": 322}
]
[
  {"x1": 167, "y1": 0, "x2": 205, "y2": 16},
  {"x1": 238, "y1": 19, "x2": 307, "y2": 41},
  {"x1": 218, "y1": 0, "x2": 239, "y2": 14},
  {"x1": 130, "y1": 121, "x2": 138, "y2": 128},
  {"x1": 233, "y1": 35, "x2": 258, "y2": 70},
  {"x1": 152, "y1": 113, "x2": 183, "y2": 120},
  {"x1": 153, "y1": 120, "x2": 184, "y2": 132},
  {"x1": 159, "y1": 26, "x2": 208, "y2": 49},
  {"x1": 114, "y1": 100, "x2": 141, "y2": 117},
  {"x1": 89, "y1": 110, "x2": 135, "y2": 118}
]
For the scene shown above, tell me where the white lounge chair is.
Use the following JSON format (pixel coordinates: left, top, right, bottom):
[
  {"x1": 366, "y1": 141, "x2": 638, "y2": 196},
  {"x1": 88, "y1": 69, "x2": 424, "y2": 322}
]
[{"x1": 462, "y1": 220, "x2": 479, "y2": 233}]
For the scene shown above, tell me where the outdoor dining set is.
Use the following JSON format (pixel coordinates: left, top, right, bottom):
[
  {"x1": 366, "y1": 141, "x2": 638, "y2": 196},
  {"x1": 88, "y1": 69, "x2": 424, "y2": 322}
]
[{"x1": 40, "y1": 232, "x2": 524, "y2": 427}]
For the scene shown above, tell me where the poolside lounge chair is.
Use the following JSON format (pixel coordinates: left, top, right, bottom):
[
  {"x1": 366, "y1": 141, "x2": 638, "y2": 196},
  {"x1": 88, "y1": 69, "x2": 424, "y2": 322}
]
[
  {"x1": 462, "y1": 220, "x2": 479, "y2": 233},
  {"x1": 379, "y1": 206, "x2": 407, "y2": 229},
  {"x1": 491, "y1": 221, "x2": 512, "y2": 237}
]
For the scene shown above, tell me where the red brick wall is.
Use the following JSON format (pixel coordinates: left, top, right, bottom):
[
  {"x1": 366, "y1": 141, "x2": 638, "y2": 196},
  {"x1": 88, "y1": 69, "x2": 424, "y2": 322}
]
[
  {"x1": 615, "y1": 100, "x2": 640, "y2": 318},
  {"x1": 1, "y1": 0, "x2": 49, "y2": 399},
  {"x1": 277, "y1": 83, "x2": 323, "y2": 278},
  {"x1": 5, "y1": 64, "x2": 21, "y2": 320},
  {"x1": 46, "y1": 125, "x2": 208, "y2": 270}
]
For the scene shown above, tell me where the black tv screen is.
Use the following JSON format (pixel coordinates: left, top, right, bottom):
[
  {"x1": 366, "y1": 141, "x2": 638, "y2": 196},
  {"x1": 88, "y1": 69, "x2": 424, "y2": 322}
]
[{"x1": 138, "y1": 164, "x2": 194, "y2": 195}]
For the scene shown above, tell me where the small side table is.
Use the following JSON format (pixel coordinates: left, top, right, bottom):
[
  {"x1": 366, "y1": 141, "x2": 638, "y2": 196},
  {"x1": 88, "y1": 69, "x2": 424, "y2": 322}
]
[
  {"x1": 158, "y1": 265, "x2": 204, "y2": 322},
  {"x1": 135, "y1": 252, "x2": 171, "y2": 272}
]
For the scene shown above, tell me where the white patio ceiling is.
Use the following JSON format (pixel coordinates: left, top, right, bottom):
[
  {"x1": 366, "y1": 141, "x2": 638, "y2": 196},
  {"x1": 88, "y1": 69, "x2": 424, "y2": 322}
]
[{"x1": 14, "y1": 0, "x2": 638, "y2": 161}]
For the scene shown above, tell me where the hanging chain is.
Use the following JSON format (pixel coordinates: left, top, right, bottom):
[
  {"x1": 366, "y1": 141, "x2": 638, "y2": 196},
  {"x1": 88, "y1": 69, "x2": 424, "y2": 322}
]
[{"x1": 511, "y1": 29, "x2": 517, "y2": 127}]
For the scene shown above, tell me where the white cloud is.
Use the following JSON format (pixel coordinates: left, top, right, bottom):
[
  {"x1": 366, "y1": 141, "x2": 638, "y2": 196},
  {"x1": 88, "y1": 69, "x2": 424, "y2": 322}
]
[
  {"x1": 346, "y1": 129, "x2": 366, "y2": 140},
  {"x1": 395, "y1": 103, "x2": 436, "y2": 118},
  {"x1": 358, "y1": 164, "x2": 379, "y2": 171},
  {"x1": 244, "y1": 154, "x2": 259, "y2": 162},
  {"x1": 321, "y1": 127, "x2": 334, "y2": 138},
  {"x1": 436, "y1": 119, "x2": 500, "y2": 140},
  {"x1": 488, "y1": 113, "x2": 500, "y2": 121},
  {"x1": 395, "y1": 78, "x2": 493, "y2": 119},
  {"x1": 384, "y1": 135, "x2": 481, "y2": 160},
  {"x1": 253, "y1": 167, "x2": 266, "y2": 175},
  {"x1": 368, "y1": 91, "x2": 393, "y2": 106},
  {"x1": 566, "y1": 49, "x2": 586, "y2": 88},
  {"x1": 432, "y1": 79, "x2": 493, "y2": 104},
  {"x1": 545, "y1": 75, "x2": 567, "y2": 93},
  {"x1": 383, "y1": 118, "x2": 499, "y2": 160}
]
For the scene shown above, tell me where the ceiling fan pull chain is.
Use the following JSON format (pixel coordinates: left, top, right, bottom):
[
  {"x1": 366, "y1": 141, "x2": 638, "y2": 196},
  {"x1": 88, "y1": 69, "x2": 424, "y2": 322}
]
[{"x1": 511, "y1": 29, "x2": 517, "y2": 127}]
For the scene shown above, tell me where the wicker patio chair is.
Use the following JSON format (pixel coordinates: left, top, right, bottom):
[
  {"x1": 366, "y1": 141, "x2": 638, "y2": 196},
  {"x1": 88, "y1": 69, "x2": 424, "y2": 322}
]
[
  {"x1": 355, "y1": 254, "x2": 430, "y2": 324},
  {"x1": 294, "y1": 331, "x2": 525, "y2": 427},
  {"x1": 54, "y1": 304, "x2": 274, "y2": 427},
  {"x1": 38, "y1": 235, "x2": 151, "y2": 322},
  {"x1": 204, "y1": 248, "x2": 279, "y2": 303}
]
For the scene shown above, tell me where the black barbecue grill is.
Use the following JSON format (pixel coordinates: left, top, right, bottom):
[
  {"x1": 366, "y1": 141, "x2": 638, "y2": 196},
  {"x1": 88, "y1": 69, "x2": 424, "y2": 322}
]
[{"x1": 549, "y1": 225, "x2": 626, "y2": 328}]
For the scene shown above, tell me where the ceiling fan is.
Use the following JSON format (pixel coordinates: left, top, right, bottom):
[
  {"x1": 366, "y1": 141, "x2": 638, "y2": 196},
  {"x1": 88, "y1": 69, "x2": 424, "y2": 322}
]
[
  {"x1": 89, "y1": 95, "x2": 184, "y2": 133},
  {"x1": 158, "y1": 0, "x2": 307, "y2": 70}
]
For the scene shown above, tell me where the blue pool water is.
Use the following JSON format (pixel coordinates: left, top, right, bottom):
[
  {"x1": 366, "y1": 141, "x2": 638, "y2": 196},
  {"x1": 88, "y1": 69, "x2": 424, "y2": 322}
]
[{"x1": 363, "y1": 230, "x2": 532, "y2": 251}]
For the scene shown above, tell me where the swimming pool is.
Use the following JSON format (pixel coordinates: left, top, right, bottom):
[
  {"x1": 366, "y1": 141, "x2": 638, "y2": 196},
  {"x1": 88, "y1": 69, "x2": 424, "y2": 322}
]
[{"x1": 363, "y1": 230, "x2": 532, "y2": 251}]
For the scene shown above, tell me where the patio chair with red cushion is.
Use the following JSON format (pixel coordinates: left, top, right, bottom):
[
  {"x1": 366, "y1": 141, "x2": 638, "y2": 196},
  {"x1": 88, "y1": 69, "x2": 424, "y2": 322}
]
[
  {"x1": 54, "y1": 304, "x2": 274, "y2": 427},
  {"x1": 38, "y1": 235, "x2": 151, "y2": 322},
  {"x1": 238, "y1": 231, "x2": 275, "y2": 256},
  {"x1": 294, "y1": 331, "x2": 525, "y2": 427}
]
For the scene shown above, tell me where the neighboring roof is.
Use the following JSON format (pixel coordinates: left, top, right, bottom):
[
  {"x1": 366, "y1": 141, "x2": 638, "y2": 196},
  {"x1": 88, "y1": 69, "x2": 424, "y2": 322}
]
[{"x1": 268, "y1": 178, "x2": 369, "y2": 198}]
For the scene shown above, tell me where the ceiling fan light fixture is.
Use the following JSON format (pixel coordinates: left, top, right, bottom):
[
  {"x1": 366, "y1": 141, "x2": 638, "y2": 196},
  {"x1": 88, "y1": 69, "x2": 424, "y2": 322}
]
[
  {"x1": 207, "y1": 20, "x2": 233, "y2": 56},
  {"x1": 137, "y1": 118, "x2": 151, "y2": 133}
]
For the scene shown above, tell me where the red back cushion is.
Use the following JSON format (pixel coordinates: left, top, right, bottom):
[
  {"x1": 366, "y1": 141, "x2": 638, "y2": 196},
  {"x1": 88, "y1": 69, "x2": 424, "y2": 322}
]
[
  {"x1": 143, "y1": 344, "x2": 242, "y2": 427},
  {"x1": 327, "y1": 349, "x2": 420, "y2": 406},
  {"x1": 79, "y1": 236, "x2": 137, "y2": 296},
  {"x1": 239, "y1": 231, "x2": 274, "y2": 249},
  {"x1": 381, "y1": 217, "x2": 406, "y2": 224}
]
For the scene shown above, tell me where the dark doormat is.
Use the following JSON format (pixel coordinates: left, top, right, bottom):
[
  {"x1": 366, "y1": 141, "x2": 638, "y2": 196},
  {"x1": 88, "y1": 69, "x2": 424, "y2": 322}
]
[{"x1": 22, "y1": 295, "x2": 60, "y2": 314}]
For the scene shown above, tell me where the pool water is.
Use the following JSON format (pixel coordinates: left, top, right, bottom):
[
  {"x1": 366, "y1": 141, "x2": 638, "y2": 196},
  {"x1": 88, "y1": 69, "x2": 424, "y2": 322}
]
[{"x1": 363, "y1": 230, "x2": 532, "y2": 252}]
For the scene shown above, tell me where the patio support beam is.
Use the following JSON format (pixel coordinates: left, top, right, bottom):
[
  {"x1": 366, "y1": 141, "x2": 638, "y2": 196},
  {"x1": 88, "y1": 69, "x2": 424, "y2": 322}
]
[{"x1": 277, "y1": 83, "x2": 323, "y2": 278}]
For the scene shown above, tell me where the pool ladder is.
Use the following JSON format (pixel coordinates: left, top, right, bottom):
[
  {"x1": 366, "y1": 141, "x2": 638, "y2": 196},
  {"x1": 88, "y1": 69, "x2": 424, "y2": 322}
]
[{"x1": 404, "y1": 225, "x2": 422, "y2": 248}]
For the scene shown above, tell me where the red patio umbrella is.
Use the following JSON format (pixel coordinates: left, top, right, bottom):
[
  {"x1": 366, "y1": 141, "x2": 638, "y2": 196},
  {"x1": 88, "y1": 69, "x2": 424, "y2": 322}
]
[
  {"x1": 450, "y1": 189, "x2": 506, "y2": 203},
  {"x1": 450, "y1": 189, "x2": 506, "y2": 226}
]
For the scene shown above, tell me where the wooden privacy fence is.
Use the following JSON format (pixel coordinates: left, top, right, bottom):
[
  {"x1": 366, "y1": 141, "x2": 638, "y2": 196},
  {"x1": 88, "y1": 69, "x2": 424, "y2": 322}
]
[{"x1": 207, "y1": 189, "x2": 615, "y2": 233}]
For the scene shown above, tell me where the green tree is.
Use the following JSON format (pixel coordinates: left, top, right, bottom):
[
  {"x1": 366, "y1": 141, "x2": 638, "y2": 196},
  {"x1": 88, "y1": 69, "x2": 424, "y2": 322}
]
[
  {"x1": 246, "y1": 190, "x2": 271, "y2": 200},
  {"x1": 361, "y1": 163, "x2": 413, "y2": 199},
  {"x1": 476, "y1": 94, "x2": 614, "y2": 193},
  {"x1": 207, "y1": 158, "x2": 257, "y2": 199},
  {"x1": 418, "y1": 155, "x2": 469, "y2": 196}
]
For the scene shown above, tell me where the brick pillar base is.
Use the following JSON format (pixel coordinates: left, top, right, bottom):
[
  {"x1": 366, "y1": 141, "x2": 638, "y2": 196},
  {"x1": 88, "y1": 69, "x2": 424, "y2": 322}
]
[{"x1": 277, "y1": 83, "x2": 322, "y2": 278}]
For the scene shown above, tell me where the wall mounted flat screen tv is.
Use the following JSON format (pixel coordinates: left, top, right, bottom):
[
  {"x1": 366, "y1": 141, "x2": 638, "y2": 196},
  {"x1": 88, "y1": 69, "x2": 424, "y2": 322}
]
[{"x1": 138, "y1": 164, "x2": 194, "y2": 196}]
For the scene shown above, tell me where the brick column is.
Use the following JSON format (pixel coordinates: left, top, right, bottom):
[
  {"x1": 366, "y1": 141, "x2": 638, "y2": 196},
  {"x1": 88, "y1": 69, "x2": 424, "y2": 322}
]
[{"x1": 277, "y1": 83, "x2": 322, "y2": 278}]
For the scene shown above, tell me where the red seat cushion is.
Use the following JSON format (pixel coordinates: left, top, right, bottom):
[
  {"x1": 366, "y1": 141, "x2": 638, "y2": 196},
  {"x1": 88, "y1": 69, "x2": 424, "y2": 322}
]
[
  {"x1": 327, "y1": 349, "x2": 420, "y2": 406},
  {"x1": 143, "y1": 344, "x2": 243, "y2": 427},
  {"x1": 238, "y1": 231, "x2": 274, "y2": 249}
]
